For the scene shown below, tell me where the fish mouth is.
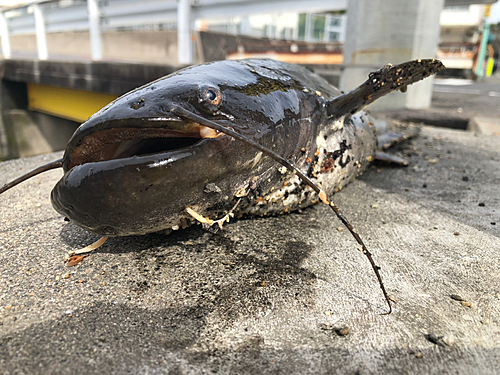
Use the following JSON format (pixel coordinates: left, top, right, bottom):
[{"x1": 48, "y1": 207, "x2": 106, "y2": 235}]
[{"x1": 66, "y1": 118, "x2": 222, "y2": 170}]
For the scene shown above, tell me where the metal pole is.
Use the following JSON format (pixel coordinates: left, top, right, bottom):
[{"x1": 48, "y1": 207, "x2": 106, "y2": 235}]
[
  {"x1": 0, "y1": 12, "x2": 11, "y2": 59},
  {"x1": 292, "y1": 14, "x2": 299, "y2": 40},
  {"x1": 87, "y1": 0, "x2": 102, "y2": 61},
  {"x1": 272, "y1": 14, "x2": 278, "y2": 39},
  {"x1": 323, "y1": 15, "x2": 330, "y2": 42},
  {"x1": 178, "y1": 0, "x2": 193, "y2": 65},
  {"x1": 33, "y1": 4, "x2": 48, "y2": 60},
  {"x1": 475, "y1": 22, "x2": 490, "y2": 78},
  {"x1": 305, "y1": 13, "x2": 312, "y2": 42}
]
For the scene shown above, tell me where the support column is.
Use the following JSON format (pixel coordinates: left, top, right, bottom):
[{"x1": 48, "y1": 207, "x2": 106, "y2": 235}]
[
  {"x1": 292, "y1": 16, "x2": 299, "y2": 40},
  {"x1": 340, "y1": 0, "x2": 444, "y2": 109},
  {"x1": 304, "y1": 13, "x2": 313, "y2": 42},
  {"x1": 240, "y1": 17, "x2": 251, "y2": 36},
  {"x1": 0, "y1": 12, "x2": 11, "y2": 59},
  {"x1": 33, "y1": 4, "x2": 48, "y2": 60},
  {"x1": 87, "y1": 0, "x2": 102, "y2": 61},
  {"x1": 178, "y1": 0, "x2": 193, "y2": 65}
]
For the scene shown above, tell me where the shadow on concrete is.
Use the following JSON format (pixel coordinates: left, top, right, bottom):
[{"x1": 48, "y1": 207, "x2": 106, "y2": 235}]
[
  {"x1": 59, "y1": 216, "x2": 319, "y2": 318},
  {"x1": 2, "y1": 298, "x2": 499, "y2": 374},
  {"x1": 1, "y1": 127, "x2": 499, "y2": 374}
]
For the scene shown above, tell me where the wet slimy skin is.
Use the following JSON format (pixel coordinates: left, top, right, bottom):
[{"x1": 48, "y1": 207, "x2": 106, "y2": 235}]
[{"x1": 49, "y1": 59, "x2": 444, "y2": 236}]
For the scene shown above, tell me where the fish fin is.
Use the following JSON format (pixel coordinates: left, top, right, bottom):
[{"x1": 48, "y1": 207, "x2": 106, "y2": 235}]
[
  {"x1": 66, "y1": 236, "x2": 108, "y2": 260},
  {"x1": 376, "y1": 123, "x2": 421, "y2": 149},
  {"x1": 327, "y1": 59, "x2": 445, "y2": 119},
  {"x1": 374, "y1": 151, "x2": 408, "y2": 166},
  {"x1": 189, "y1": 198, "x2": 242, "y2": 234},
  {"x1": 186, "y1": 207, "x2": 214, "y2": 226}
]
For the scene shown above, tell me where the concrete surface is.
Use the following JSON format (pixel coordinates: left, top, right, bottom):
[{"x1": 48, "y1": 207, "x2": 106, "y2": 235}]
[
  {"x1": 375, "y1": 75, "x2": 500, "y2": 131},
  {"x1": 0, "y1": 126, "x2": 499, "y2": 374},
  {"x1": 0, "y1": 59, "x2": 180, "y2": 96},
  {"x1": 340, "y1": 0, "x2": 443, "y2": 110},
  {"x1": 467, "y1": 116, "x2": 500, "y2": 135},
  {"x1": 7, "y1": 30, "x2": 344, "y2": 69},
  {"x1": 9, "y1": 31, "x2": 179, "y2": 66},
  {"x1": 2, "y1": 110, "x2": 79, "y2": 161},
  {"x1": 2, "y1": 110, "x2": 53, "y2": 158}
]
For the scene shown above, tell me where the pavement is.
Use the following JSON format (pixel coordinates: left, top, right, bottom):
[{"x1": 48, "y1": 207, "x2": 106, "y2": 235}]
[
  {"x1": 1, "y1": 126, "x2": 499, "y2": 374},
  {"x1": 375, "y1": 74, "x2": 500, "y2": 133},
  {"x1": 0, "y1": 76, "x2": 500, "y2": 374}
]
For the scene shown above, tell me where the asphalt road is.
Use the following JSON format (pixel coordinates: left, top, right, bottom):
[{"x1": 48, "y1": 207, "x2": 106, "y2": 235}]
[
  {"x1": 1, "y1": 125, "x2": 499, "y2": 374},
  {"x1": 432, "y1": 76, "x2": 500, "y2": 118}
]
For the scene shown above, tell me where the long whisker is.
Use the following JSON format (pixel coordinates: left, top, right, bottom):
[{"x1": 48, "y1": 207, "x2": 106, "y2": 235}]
[
  {"x1": 0, "y1": 159, "x2": 63, "y2": 195},
  {"x1": 171, "y1": 106, "x2": 392, "y2": 315}
]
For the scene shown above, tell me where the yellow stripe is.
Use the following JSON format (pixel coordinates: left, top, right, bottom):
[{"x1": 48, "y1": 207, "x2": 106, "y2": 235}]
[{"x1": 27, "y1": 83, "x2": 118, "y2": 123}]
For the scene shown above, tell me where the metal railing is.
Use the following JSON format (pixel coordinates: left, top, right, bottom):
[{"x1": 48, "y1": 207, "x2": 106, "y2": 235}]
[{"x1": 0, "y1": 0, "x2": 347, "y2": 64}]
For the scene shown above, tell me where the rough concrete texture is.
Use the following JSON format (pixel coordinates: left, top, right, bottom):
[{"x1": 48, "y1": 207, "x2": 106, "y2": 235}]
[
  {"x1": 9, "y1": 31, "x2": 179, "y2": 66},
  {"x1": 2, "y1": 110, "x2": 79, "y2": 160},
  {"x1": 0, "y1": 59, "x2": 179, "y2": 96},
  {"x1": 467, "y1": 116, "x2": 500, "y2": 136},
  {"x1": 0, "y1": 126, "x2": 499, "y2": 374},
  {"x1": 340, "y1": 0, "x2": 443, "y2": 109},
  {"x1": 2, "y1": 110, "x2": 53, "y2": 158},
  {"x1": 375, "y1": 76, "x2": 500, "y2": 131}
]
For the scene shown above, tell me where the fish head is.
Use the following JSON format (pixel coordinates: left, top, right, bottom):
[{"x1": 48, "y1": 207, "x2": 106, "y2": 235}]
[{"x1": 51, "y1": 60, "x2": 318, "y2": 236}]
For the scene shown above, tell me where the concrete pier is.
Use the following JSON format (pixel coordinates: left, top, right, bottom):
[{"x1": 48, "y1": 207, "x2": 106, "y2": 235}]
[{"x1": 341, "y1": 0, "x2": 444, "y2": 110}]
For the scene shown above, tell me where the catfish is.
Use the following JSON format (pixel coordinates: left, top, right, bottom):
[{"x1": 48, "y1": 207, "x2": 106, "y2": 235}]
[{"x1": 0, "y1": 58, "x2": 445, "y2": 313}]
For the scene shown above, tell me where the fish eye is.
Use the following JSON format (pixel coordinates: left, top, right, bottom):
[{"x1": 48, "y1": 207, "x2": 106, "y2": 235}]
[
  {"x1": 207, "y1": 89, "x2": 216, "y2": 101},
  {"x1": 201, "y1": 86, "x2": 222, "y2": 107}
]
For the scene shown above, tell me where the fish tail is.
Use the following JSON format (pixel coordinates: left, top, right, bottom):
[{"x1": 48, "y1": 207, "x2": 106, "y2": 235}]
[{"x1": 327, "y1": 59, "x2": 445, "y2": 119}]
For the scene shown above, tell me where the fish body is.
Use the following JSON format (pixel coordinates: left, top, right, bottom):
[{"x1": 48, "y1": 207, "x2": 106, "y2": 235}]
[
  {"x1": 50, "y1": 59, "x2": 377, "y2": 236},
  {"x1": 43, "y1": 58, "x2": 444, "y2": 237},
  {"x1": 0, "y1": 58, "x2": 443, "y2": 314}
]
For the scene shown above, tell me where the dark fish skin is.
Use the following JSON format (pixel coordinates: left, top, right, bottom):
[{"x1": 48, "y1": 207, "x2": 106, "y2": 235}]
[{"x1": 50, "y1": 59, "x2": 441, "y2": 237}]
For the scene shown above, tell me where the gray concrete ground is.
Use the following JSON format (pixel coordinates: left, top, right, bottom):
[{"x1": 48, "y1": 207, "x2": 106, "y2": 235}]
[
  {"x1": 0, "y1": 124, "x2": 499, "y2": 374},
  {"x1": 375, "y1": 75, "x2": 500, "y2": 131}
]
